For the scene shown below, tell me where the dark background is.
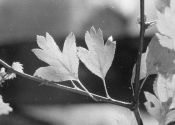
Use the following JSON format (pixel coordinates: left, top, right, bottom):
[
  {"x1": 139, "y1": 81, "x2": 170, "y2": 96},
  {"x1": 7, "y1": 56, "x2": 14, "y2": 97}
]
[{"x1": 0, "y1": 0, "x2": 157, "y2": 125}]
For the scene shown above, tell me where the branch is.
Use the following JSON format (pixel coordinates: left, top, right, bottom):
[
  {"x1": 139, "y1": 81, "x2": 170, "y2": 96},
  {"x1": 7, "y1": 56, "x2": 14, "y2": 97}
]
[
  {"x1": 133, "y1": 0, "x2": 145, "y2": 124},
  {"x1": 0, "y1": 59, "x2": 133, "y2": 109},
  {"x1": 134, "y1": 0, "x2": 145, "y2": 105}
]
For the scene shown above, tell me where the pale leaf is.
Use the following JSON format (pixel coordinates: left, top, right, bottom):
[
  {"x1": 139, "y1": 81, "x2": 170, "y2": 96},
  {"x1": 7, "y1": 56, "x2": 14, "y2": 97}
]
[
  {"x1": 170, "y1": 95, "x2": 175, "y2": 109},
  {"x1": 85, "y1": 27, "x2": 104, "y2": 51},
  {"x1": 131, "y1": 47, "x2": 149, "y2": 83},
  {"x1": 155, "y1": 74, "x2": 169, "y2": 102},
  {"x1": 32, "y1": 33, "x2": 79, "y2": 82},
  {"x1": 63, "y1": 33, "x2": 79, "y2": 77},
  {"x1": 0, "y1": 68, "x2": 6, "y2": 84},
  {"x1": 156, "y1": 0, "x2": 175, "y2": 50},
  {"x1": 0, "y1": 95, "x2": 12, "y2": 115},
  {"x1": 4, "y1": 62, "x2": 23, "y2": 80},
  {"x1": 140, "y1": 48, "x2": 149, "y2": 78},
  {"x1": 78, "y1": 47, "x2": 102, "y2": 78},
  {"x1": 153, "y1": 74, "x2": 175, "y2": 110},
  {"x1": 167, "y1": 75, "x2": 175, "y2": 99},
  {"x1": 165, "y1": 110, "x2": 175, "y2": 125},
  {"x1": 155, "y1": 0, "x2": 170, "y2": 12},
  {"x1": 34, "y1": 66, "x2": 74, "y2": 82},
  {"x1": 37, "y1": 32, "x2": 61, "y2": 53},
  {"x1": 154, "y1": 74, "x2": 175, "y2": 103},
  {"x1": 77, "y1": 27, "x2": 116, "y2": 79},
  {"x1": 4, "y1": 73, "x2": 16, "y2": 80},
  {"x1": 157, "y1": 6, "x2": 175, "y2": 39},
  {"x1": 102, "y1": 36, "x2": 116, "y2": 77},
  {"x1": 32, "y1": 49, "x2": 62, "y2": 67},
  {"x1": 156, "y1": 33, "x2": 174, "y2": 50},
  {"x1": 147, "y1": 36, "x2": 175, "y2": 75},
  {"x1": 130, "y1": 65, "x2": 135, "y2": 84},
  {"x1": 12, "y1": 62, "x2": 24, "y2": 73},
  {"x1": 144, "y1": 91, "x2": 163, "y2": 122},
  {"x1": 170, "y1": 0, "x2": 175, "y2": 12},
  {"x1": 2, "y1": 62, "x2": 24, "y2": 80}
]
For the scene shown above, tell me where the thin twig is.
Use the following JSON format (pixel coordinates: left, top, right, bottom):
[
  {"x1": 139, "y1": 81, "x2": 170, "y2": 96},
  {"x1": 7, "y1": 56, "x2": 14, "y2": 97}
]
[{"x1": 0, "y1": 59, "x2": 133, "y2": 109}]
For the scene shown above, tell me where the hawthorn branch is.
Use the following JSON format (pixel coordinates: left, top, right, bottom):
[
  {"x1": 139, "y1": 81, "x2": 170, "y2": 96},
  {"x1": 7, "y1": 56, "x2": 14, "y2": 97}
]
[
  {"x1": 134, "y1": 0, "x2": 145, "y2": 105},
  {"x1": 133, "y1": 0, "x2": 145, "y2": 125},
  {"x1": 0, "y1": 59, "x2": 132, "y2": 109}
]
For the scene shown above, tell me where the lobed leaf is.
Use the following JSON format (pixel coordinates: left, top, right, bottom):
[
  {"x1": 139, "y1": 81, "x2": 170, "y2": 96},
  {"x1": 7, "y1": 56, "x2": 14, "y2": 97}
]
[
  {"x1": 152, "y1": 73, "x2": 175, "y2": 105},
  {"x1": 37, "y1": 32, "x2": 61, "y2": 53},
  {"x1": 131, "y1": 47, "x2": 149, "y2": 83},
  {"x1": 146, "y1": 36, "x2": 175, "y2": 75},
  {"x1": 32, "y1": 33, "x2": 79, "y2": 82},
  {"x1": 77, "y1": 27, "x2": 116, "y2": 79},
  {"x1": 62, "y1": 32, "x2": 79, "y2": 77},
  {"x1": 78, "y1": 47, "x2": 102, "y2": 78},
  {"x1": 156, "y1": 33, "x2": 174, "y2": 50},
  {"x1": 0, "y1": 95, "x2": 12, "y2": 115},
  {"x1": 144, "y1": 91, "x2": 163, "y2": 122},
  {"x1": 155, "y1": 74, "x2": 170, "y2": 102},
  {"x1": 155, "y1": 0, "x2": 170, "y2": 13},
  {"x1": 131, "y1": 35, "x2": 175, "y2": 83},
  {"x1": 34, "y1": 66, "x2": 74, "y2": 82},
  {"x1": 165, "y1": 110, "x2": 175, "y2": 125},
  {"x1": 156, "y1": 0, "x2": 175, "y2": 50},
  {"x1": 12, "y1": 62, "x2": 24, "y2": 73}
]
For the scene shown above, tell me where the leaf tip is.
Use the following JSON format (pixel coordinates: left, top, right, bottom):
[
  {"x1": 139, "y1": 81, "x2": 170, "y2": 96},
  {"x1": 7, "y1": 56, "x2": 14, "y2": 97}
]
[
  {"x1": 90, "y1": 26, "x2": 96, "y2": 34},
  {"x1": 46, "y1": 32, "x2": 50, "y2": 37},
  {"x1": 107, "y1": 36, "x2": 116, "y2": 46},
  {"x1": 68, "y1": 32, "x2": 75, "y2": 39},
  {"x1": 36, "y1": 35, "x2": 44, "y2": 42},
  {"x1": 144, "y1": 91, "x2": 150, "y2": 99},
  {"x1": 45, "y1": 32, "x2": 54, "y2": 41},
  {"x1": 108, "y1": 36, "x2": 113, "y2": 42}
]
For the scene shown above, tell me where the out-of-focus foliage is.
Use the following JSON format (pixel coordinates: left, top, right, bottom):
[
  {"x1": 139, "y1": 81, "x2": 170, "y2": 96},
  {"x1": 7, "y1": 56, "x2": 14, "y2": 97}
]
[
  {"x1": 25, "y1": 104, "x2": 137, "y2": 125},
  {"x1": 143, "y1": 0, "x2": 175, "y2": 124},
  {"x1": 156, "y1": 0, "x2": 175, "y2": 50},
  {"x1": 0, "y1": 62, "x2": 23, "y2": 85},
  {"x1": 0, "y1": 0, "x2": 156, "y2": 45},
  {"x1": 144, "y1": 73, "x2": 175, "y2": 125},
  {"x1": 0, "y1": 95, "x2": 12, "y2": 115}
]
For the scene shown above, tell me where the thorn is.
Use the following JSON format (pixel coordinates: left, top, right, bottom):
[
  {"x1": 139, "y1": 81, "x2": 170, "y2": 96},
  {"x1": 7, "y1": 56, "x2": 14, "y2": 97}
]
[
  {"x1": 108, "y1": 36, "x2": 113, "y2": 41},
  {"x1": 137, "y1": 15, "x2": 156, "y2": 30},
  {"x1": 145, "y1": 21, "x2": 156, "y2": 30},
  {"x1": 137, "y1": 15, "x2": 147, "y2": 24}
]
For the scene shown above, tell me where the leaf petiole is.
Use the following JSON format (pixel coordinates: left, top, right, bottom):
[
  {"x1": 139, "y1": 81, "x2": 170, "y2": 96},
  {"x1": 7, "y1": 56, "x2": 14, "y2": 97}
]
[
  {"x1": 139, "y1": 74, "x2": 149, "y2": 95},
  {"x1": 71, "y1": 80, "x2": 81, "y2": 90},
  {"x1": 77, "y1": 79, "x2": 97, "y2": 101},
  {"x1": 102, "y1": 78, "x2": 112, "y2": 99}
]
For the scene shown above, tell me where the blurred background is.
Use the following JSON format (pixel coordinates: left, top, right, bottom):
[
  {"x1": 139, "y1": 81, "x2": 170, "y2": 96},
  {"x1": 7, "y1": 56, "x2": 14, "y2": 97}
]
[{"x1": 0, "y1": 0, "x2": 158, "y2": 125}]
